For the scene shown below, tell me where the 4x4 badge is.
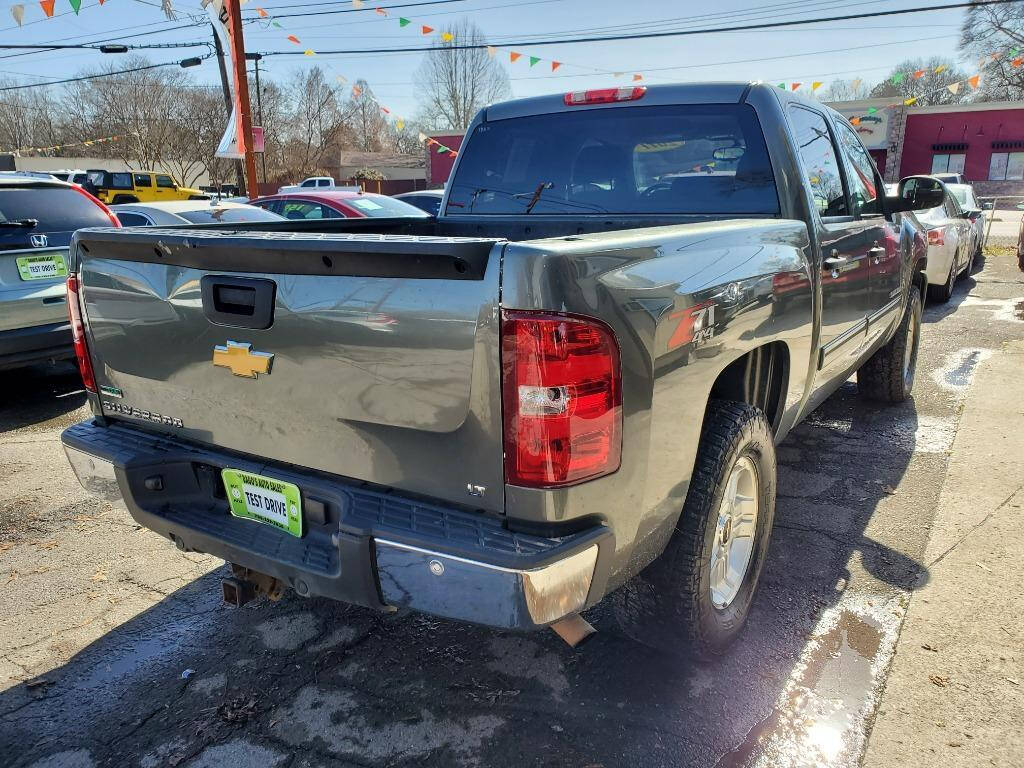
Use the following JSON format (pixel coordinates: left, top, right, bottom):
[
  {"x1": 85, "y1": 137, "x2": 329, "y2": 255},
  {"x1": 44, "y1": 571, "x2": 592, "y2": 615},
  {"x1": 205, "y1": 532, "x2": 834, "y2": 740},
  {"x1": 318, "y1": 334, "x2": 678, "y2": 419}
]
[{"x1": 212, "y1": 341, "x2": 274, "y2": 379}]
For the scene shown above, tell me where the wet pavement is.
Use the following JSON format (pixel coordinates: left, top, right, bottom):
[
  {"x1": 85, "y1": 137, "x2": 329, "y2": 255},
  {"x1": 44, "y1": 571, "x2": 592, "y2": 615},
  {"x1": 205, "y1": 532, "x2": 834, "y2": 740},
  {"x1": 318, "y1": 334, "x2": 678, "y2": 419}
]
[{"x1": 2, "y1": 249, "x2": 1022, "y2": 768}]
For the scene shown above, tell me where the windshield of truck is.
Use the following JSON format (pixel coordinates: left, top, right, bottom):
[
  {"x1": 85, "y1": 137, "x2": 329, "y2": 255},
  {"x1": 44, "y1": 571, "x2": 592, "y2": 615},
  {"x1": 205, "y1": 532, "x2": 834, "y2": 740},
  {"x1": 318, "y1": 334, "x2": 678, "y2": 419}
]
[{"x1": 446, "y1": 103, "x2": 778, "y2": 216}]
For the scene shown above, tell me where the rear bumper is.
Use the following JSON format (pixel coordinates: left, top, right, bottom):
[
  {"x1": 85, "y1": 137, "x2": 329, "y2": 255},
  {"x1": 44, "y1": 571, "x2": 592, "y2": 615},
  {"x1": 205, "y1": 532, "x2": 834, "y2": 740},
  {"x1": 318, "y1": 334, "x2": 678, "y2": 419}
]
[
  {"x1": 0, "y1": 321, "x2": 73, "y2": 370},
  {"x1": 61, "y1": 420, "x2": 612, "y2": 629}
]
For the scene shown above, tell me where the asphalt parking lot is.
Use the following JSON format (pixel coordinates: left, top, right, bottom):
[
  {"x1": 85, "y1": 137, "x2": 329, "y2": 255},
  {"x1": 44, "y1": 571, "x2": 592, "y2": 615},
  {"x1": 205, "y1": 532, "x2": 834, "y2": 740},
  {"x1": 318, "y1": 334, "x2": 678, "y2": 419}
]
[{"x1": 1, "y1": 249, "x2": 1022, "y2": 768}]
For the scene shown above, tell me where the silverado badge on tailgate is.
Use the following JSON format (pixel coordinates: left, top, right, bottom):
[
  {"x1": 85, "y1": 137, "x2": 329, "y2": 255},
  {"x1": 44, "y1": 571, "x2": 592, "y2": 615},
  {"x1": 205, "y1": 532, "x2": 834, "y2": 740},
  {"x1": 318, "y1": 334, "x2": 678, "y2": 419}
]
[{"x1": 212, "y1": 341, "x2": 274, "y2": 379}]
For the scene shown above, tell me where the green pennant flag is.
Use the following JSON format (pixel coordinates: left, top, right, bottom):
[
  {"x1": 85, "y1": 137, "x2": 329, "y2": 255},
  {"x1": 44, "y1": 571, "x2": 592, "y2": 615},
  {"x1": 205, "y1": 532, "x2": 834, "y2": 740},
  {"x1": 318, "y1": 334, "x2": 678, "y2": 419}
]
[
  {"x1": 399, "y1": 17, "x2": 410, "y2": 26},
  {"x1": 1012, "y1": 47, "x2": 1020, "y2": 56},
  {"x1": 436, "y1": 145, "x2": 447, "y2": 154},
  {"x1": 68, "y1": 0, "x2": 80, "y2": 13},
  {"x1": 529, "y1": 56, "x2": 540, "y2": 67},
  {"x1": 867, "y1": 107, "x2": 878, "y2": 114},
  {"x1": 891, "y1": 73, "x2": 905, "y2": 85},
  {"x1": 272, "y1": 20, "x2": 281, "y2": 27},
  {"x1": 776, "y1": 82, "x2": 785, "y2": 89}
]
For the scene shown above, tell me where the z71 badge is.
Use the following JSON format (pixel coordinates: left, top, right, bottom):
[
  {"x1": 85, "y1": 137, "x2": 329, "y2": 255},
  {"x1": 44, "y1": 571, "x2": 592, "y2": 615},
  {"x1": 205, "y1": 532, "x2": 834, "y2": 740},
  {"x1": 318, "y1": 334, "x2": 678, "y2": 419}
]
[
  {"x1": 103, "y1": 401, "x2": 183, "y2": 428},
  {"x1": 667, "y1": 301, "x2": 716, "y2": 351}
]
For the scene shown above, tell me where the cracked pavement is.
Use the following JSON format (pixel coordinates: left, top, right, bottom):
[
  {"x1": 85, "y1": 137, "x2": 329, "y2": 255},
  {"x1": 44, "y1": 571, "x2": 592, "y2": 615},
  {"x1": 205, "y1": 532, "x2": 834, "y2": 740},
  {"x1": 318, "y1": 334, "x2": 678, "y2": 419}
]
[{"x1": 1, "y1": 249, "x2": 1022, "y2": 768}]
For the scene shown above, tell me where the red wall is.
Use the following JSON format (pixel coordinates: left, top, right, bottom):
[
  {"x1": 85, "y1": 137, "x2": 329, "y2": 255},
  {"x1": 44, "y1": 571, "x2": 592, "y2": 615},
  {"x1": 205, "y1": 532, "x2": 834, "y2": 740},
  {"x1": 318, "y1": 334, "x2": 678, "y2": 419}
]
[
  {"x1": 427, "y1": 133, "x2": 464, "y2": 186},
  {"x1": 899, "y1": 107, "x2": 1024, "y2": 182},
  {"x1": 869, "y1": 149, "x2": 888, "y2": 176}
]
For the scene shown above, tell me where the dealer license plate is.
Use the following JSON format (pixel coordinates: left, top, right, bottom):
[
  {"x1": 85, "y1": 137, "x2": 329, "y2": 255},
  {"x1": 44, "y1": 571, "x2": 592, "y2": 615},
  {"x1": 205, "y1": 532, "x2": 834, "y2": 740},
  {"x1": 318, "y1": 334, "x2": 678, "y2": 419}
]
[
  {"x1": 16, "y1": 252, "x2": 68, "y2": 281},
  {"x1": 221, "y1": 468, "x2": 303, "y2": 537}
]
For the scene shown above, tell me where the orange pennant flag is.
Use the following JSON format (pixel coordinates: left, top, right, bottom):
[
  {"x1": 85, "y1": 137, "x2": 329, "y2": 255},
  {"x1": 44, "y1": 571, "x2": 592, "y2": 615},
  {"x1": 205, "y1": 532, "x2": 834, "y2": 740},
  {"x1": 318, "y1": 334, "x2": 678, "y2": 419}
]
[
  {"x1": 509, "y1": 51, "x2": 521, "y2": 62},
  {"x1": 551, "y1": 61, "x2": 561, "y2": 72},
  {"x1": 375, "y1": 7, "x2": 387, "y2": 15},
  {"x1": 968, "y1": 74, "x2": 980, "y2": 89},
  {"x1": 913, "y1": 69, "x2": 925, "y2": 79},
  {"x1": 256, "y1": 7, "x2": 267, "y2": 17},
  {"x1": 352, "y1": 85, "x2": 362, "y2": 97},
  {"x1": 448, "y1": 150, "x2": 457, "y2": 158},
  {"x1": 790, "y1": 82, "x2": 802, "y2": 91},
  {"x1": 39, "y1": 0, "x2": 54, "y2": 17},
  {"x1": 1012, "y1": 57, "x2": 1023, "y2": 68},
  {"x1": 421, "y1": 25, "x2": 433, "y2": 34},
  {"x1": 287, "y1": 35, "x2": 300, "y2": 44},
  {"x1": 633, "y1": 73, "x2": 643, "y2": 82},
  {"x1": 380, "y1": 106, "x2": 390, "y2": 114},
  {"x1": 850, "y1": 117, "x2": 861, "y2": 126}
]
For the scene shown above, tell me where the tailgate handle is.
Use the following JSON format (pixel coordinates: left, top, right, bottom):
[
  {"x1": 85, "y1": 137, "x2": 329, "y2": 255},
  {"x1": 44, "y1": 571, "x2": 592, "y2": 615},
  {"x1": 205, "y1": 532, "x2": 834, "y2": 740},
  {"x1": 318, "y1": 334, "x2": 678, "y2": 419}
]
[{"x1": 201, "y1": 276, "x2": 276, "y2": 330}]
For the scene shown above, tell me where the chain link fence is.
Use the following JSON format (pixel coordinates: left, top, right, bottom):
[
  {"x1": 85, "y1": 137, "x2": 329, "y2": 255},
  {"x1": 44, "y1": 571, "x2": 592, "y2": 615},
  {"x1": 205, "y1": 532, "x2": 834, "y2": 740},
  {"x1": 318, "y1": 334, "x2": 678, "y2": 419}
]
[{"x1": 977, "y1": 195, "x2": 1024, "y2": 250}]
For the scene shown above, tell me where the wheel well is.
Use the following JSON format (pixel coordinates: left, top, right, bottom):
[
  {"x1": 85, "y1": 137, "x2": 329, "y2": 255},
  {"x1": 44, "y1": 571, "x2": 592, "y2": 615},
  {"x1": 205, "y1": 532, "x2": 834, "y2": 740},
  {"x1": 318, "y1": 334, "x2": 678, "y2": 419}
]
[
  {"x1": 708, "y1": 342, "x2": 789, "y2": 434},
  {"x1": 912, "y1": 269, "x2": 927, "y2": 304}
]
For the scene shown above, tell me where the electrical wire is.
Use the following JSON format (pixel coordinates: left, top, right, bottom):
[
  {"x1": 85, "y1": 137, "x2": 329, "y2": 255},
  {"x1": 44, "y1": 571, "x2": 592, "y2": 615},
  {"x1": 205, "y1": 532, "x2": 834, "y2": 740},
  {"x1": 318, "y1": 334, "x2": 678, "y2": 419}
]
[{"x1": 0, "y1": 55, "x2": 212, "y2": 91}]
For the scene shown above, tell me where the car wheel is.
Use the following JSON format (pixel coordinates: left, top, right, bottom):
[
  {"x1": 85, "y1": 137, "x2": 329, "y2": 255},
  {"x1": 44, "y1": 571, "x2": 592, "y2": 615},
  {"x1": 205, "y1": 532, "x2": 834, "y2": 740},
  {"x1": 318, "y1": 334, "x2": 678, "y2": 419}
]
[
  {"x1": 966, "y1": 245, "x2": 978, "y2": 276},
  {"x1": 858, "y1": 286, "x2": 922, "y2": 403},
  {"x1": 928, "y1": 260, "x2": 955, "y2": 303},
  {"x1": 613, "y1": 400, "x2": 776, "y2": 658}
]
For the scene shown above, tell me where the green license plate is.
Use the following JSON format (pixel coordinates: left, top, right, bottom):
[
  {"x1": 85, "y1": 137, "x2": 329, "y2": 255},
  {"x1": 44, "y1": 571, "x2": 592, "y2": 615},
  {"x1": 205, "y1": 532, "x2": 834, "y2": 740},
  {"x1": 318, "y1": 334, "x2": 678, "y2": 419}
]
[
  {"x1": 222, "y1": 468, "x2": 303, "y2": 537},
  {"x1": 16, "y1": 252, "x2": 68, "y2": 281}
]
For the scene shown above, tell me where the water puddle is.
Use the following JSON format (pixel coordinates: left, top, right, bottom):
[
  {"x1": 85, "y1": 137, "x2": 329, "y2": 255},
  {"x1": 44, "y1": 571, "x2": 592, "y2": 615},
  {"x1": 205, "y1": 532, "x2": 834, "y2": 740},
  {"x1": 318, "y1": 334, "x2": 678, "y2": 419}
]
[
  {"x1": 931, "y1": 348, "x2": 993, "y2": 395},
  {"x1": 716, "y1": 599, "x2": 898, "y2": 768},
  {"x1": 959, "y1": 296, "x2": 1024, "y2": 323}
]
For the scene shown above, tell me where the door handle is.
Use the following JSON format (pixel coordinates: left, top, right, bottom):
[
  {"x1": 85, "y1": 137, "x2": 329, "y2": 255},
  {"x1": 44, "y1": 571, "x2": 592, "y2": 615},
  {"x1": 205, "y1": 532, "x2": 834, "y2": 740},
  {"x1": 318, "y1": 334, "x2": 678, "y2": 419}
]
[
  {"x1": 824, "y1": 253, "x2": 848, "y2": 267},
  {"x1": 201, "y1": 275, "x2": 276, "y2": 330},
  {"x1": 868, "y1": 246, "x2": 886, "y2": 254}
]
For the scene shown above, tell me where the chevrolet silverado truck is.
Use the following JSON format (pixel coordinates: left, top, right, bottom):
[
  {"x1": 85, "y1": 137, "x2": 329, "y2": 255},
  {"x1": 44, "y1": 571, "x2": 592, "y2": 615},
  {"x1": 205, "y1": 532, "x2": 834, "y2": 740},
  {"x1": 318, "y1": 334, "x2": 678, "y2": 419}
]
[{"x1": 60, "y1": 83, "x2": 938, "y2": 656}]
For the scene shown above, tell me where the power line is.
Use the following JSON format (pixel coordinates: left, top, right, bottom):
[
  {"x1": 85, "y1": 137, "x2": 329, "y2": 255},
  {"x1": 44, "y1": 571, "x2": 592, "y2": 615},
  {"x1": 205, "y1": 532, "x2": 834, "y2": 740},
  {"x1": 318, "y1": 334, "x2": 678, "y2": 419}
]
[
  {"x1": 257, "y1": 0, "x2": 1021, "y2": 56},
  {"x1": 0, "y1": 56, "x2": 212, "y2": 91}
]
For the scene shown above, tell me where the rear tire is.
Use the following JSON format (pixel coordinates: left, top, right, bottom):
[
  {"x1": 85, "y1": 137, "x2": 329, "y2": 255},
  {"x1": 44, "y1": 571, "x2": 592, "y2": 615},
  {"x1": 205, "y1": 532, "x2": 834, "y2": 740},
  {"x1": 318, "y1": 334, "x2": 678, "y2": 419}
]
[
  {"x1": 928, "y1": 260, "x2": 955, "y2": 303},
  {"x1": 111, "y1": 194, "x2": 139, "y2": 205},
  {"x1": 613, "y1": 400, "x2": 776, "y2": 658},
  {"x1": 858, "y1": 287, "x2": 922, "y2": 403}
]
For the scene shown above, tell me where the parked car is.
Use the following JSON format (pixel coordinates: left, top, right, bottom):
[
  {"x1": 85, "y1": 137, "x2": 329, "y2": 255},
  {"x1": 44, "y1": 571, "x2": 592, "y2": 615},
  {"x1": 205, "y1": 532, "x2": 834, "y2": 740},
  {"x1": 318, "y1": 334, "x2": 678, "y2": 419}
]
[
  {"x1": 276, "y1": 176, "x2": 356, "y2": 194},
  {"x1": 249, "y1": 190, "x2": 430, "y2": 219},
  {"x1": 51, "y1": 169, "x2": 91, "y2": 185},
  {"x1": 112, "y1": 201, "x2": 284, "y2": 227},
  {"x1": 393, "y1": 189, "x2": 444, "y2": 216},
  {"x1": 903, "y1": 179, "x2": 976, "y2": 302},
  {"x1": 0, "y1": 174, "x2": 118, "y2": 370},
  {"x1": 62, "y1": 82, "x2": 935, "y2": 657},
  {"x1": 945, "y1": 183, "x2": 985, "y2": 262},
  {"x1": 931, "y1": 172, "x2": 966, "y2": 185},
  {"x1": 86, "y1": 170, "x2": 208, "y2": 205}
]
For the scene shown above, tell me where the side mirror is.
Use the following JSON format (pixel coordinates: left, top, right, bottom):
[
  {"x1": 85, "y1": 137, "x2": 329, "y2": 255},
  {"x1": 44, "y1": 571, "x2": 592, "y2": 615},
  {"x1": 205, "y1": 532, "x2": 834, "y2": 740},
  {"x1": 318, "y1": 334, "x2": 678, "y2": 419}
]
[{"x1": 888, "y1": 175, "x2": 946, "y2": 213}]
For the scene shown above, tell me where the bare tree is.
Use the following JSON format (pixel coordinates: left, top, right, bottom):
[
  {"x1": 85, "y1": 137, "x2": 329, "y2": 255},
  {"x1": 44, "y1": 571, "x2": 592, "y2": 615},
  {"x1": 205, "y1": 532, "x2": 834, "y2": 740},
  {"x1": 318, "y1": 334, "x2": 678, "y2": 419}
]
[
  {"x1": 278, "y1": 66, "x2": 351, "y2": 179},
  {"x1": 414, "y1": 19, "x2": 510, "y2": 130},
  {"x1": 959, "y1": 1, "x2": 1024, "y2": 100},
  {"x1": 869, "y1": 57, "x2": 970, "y2": 105},
  {"x1": 823, "y1": 78, "x2": 872, "y2": 102}
]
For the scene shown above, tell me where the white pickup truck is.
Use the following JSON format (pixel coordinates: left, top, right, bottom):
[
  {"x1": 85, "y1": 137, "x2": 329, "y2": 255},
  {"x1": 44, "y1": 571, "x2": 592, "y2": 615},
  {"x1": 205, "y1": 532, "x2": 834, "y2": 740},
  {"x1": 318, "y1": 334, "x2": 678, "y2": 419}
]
[{"x1": 276, "y1": 177, "x2": 361, "y2": 194}]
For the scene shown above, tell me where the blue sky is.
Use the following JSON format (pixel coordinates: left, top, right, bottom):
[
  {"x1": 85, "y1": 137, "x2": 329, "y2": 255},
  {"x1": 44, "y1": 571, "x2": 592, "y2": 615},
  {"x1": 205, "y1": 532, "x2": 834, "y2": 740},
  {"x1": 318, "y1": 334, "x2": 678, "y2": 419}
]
[{"x1": 0, "y1": 0, "x2": 975, "y2": 119}]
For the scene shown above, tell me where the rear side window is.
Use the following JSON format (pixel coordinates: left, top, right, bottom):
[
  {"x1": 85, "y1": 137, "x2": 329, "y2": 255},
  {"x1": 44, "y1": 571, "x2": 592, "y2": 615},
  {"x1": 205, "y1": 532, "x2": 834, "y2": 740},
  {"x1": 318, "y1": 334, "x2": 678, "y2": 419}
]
[
  {"x1": 447, "y1": 103, "x2": 779, "y2": 215},
  {"x1": 280, "y1": 201, "x2": 333, "y2": 219},
  {"x1": 133, "y1": 174, "x2": 152, "y2": 187},
  {"x1": 115, "y1": 211, "x2": 152, "y2": 227},
  {"x1": 788, "y1": 107, "x2": 848, "y2": 217},
  {"x1": 109, "y1": 173, "x2": 133, "y2": 190},
  {"x1": 300, "y1": 179, "x2": 317, "y2": 188},
  {"x1": 346, "y1": 196, "x2": 430, "y2": 218},
  {"x1": 0, "y1": 186, "x2": 112, "y2": 231},
  {"x1": 155, "y1": 175, "x2": 175, "y2": 188}
]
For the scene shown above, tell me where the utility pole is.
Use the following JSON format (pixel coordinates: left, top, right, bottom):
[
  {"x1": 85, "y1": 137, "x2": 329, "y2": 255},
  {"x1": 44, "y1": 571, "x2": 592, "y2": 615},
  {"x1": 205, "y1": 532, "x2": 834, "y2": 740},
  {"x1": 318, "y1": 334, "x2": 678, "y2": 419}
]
[
  {"x1": 211, "y1": 23, "x2": 245, "y2": 194},
  {"x1": 247, "y1": 52, "x2": 268, "y2": 185},
  {"x1": 225, "y1": 0, "x2": 260, "y2": 200}
]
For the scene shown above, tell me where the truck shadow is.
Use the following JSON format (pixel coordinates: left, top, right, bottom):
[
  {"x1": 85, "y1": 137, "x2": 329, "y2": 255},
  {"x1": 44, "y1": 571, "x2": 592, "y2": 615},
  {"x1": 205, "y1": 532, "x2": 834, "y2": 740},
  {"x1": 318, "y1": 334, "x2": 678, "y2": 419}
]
[
  {"x1": 0, "y1": 362, "x2": 86, "y2": 433},
  {"x1": 0, "y1": 384, "x2": 929, "y2": 768},
  {"x1": 921, "y1": 272, "x2": 978, "y2": 324}
]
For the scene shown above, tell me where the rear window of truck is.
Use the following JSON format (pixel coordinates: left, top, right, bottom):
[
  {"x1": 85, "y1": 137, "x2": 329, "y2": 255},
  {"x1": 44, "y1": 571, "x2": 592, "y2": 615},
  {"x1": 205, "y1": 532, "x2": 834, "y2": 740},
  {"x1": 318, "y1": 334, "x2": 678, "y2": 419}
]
[{"x1": 447, "y1": 103, "x2": 779, "y2": 216}]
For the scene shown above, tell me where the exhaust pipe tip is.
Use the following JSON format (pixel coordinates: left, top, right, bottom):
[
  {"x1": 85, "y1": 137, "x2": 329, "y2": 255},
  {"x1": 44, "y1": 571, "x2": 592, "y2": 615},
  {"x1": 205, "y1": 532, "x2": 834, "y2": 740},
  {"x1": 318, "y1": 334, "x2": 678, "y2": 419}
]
[
  {"x1": 550, "y1": 613, "x2": 597, "y2": 648},
  {"x1": 222, "y1": 577, "x2": 254, "y2": 608}
]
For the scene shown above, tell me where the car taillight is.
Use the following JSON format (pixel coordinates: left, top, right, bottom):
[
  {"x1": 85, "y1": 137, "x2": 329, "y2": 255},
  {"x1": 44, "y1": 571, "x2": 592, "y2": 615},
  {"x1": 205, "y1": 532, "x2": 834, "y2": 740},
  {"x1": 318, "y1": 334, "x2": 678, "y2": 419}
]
[
  {"x1": 70, "y1": 183, "x2": 120, "y2": 227},
  {"x1": 563, "y1": 86, "x2": 646, "y2": 106},
  {"x1": 927, "y1": 228, "x2": 945, "y2": 246},
  {"x1": 501, "y1": 310, "x2": 622, "y2": 488},
  {"x1": 66, "y1": 274, "x2": 96, "y2": 393}
]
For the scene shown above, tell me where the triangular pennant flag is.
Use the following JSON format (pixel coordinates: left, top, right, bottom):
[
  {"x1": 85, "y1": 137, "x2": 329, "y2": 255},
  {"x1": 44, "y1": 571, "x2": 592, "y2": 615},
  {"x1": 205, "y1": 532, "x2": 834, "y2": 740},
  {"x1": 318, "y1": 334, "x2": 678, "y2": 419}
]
[
  {"x1": 436, "y1": 145, "x2": 447, "y2": 154},
  {"x1": 11, "y1": 4, "x2": 24, "y2": 25},
  {"x1": 850, "y1": 117, "x2": 861, "y2": 126},
  {"x1": 352, "y1": 0, "x2": 363, "y2": 7},
  {"x1": 418, "y1": 132, "x2": 427, "y2": 142},
  {"x1": 399, "y1": 17, "x2": 410, "y2": 26},
  {"x1": 421, "y1": 25, "x2": 433, "y2": 34},
  {"x1": 304, "y1": 49, "x2": 315, "y2": 56},
  {"x1": 509, "y1": 51, "x2": 521, "y2": 62},
  {"x1": 791, "y1": 82, "x2": 802, "y2": 91},
  {"x1": 776, "y1": 83, "x2": 785, "y2": 89},
  {"x1": 352, "y1": 85, "x2": 362, "y2": 97},
  {"x1": 272, "y1": 20, "x2": 281, "y2": 27},
  {"x1": 486, "y1": 46, "x2": 497, "y2": 58},
  {"x1": 396, "y1": 120, "x2": 405, "y2": 131},
  {"x1": 39, "y1": 0, "x2": 54, "y2": 16},
  {"x1": 336, "y1": 75, "x2": 347, "y2": 84},
  {"x1": 68, "y1": 0, "x2": 80, "y2": 14},
  {"x1": 934, "y1": 64, "x2": 947, "y2": 74},
  {"x1": 287, "y1": 35, "x2": 300, "y2": 44},
  {"x1": 613, "y1": 72, "x2": 624, "y2": 77},
  {"x1": 968, "y1": 74, "x2": 980, "y2": 89},
  {"x1": 1012, "y1": 57, "x2": 1023, "y2": 68},
  {"x1": 448, "y1": 150, "x2": 457, "y2": 158},
  {"x1": 990, "y1": 52, "x2": 1001, "y2": 61},
  {"x1": 913, "y1": 69, "x2": 925, "y2": 79},
  {"x1": 380, "y1": 106, "x2": 390, "y2": 114},
  {"x1": 947, "y1": 82, "x2": 961, "y2": 94},
  {"x1": 529, "y1": 56, "x2": 540, "y2": 67},
  {"x1": 633, "y1": 74, "x2": 643, "y2": 82},
  {"x1": 256, "y1": 7, "x2": 267, "y2": 17},
  {"x1": 851, "y1": 78, "x2": 862, "y2": 90},
  {"x1": 904, "y1": 97, "x2": 917, "y2": 106},
  {"x1": 375, "y1": 7, "x2": 387, "y2": 15},
  {"x1": 811, "y1": 81, "x2": 823, "y2": 91},
  {"x1": 440, "y1": 32, "x2": 453, "y2": 42},
  {"x1": 551, "y1": 61, "x2": 561, "y2": 71},
  {"x1": 866, "y1": 107, "x2": 877, "y2": 114},
  {"x1": 891, "y1": 73, "x2": 905, "y2": 85},
  {"x1": 1012, "y1": 48, "x2": 1020, "y2": 56}
]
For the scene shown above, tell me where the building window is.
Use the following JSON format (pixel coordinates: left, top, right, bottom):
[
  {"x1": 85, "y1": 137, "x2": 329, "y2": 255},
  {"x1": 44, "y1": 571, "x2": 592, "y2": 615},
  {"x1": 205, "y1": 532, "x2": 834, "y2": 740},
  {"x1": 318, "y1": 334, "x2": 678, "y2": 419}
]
[
  {"x1": 931, "y1": 153, "x2": 965, "y2": 175},
  {"x1": 989, "y1": 152, "x2": 1024, "y2": 181}
]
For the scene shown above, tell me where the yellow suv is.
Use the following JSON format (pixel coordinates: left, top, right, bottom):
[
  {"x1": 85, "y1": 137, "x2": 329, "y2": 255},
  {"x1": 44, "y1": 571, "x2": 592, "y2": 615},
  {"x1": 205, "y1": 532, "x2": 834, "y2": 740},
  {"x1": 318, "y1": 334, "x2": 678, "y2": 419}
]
[{"x1": 86, "y1": 170, "x2": 208, "y2": 205}]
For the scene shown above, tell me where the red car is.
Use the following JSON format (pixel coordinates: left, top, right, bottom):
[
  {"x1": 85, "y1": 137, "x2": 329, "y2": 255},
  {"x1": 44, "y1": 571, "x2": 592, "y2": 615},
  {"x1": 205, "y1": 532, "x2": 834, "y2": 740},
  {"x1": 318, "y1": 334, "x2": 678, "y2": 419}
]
[{"x1": 249, "y1": 190, "x2": 430, "y2": 220}]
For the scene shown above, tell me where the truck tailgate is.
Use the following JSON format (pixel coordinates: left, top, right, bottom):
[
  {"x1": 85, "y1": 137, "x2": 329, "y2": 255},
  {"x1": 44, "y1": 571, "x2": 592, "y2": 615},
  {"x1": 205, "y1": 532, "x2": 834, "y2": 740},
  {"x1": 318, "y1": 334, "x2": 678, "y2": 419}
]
[{"x1": 74, "y1": 228, "x2": 506, "y2": 513}]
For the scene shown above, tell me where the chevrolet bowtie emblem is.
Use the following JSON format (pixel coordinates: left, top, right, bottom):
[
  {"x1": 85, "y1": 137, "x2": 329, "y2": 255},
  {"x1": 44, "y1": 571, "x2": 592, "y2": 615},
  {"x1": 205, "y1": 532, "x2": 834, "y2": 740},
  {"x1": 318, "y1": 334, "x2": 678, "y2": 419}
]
[{"x1": 212, "y1": 341, "x2": 274, "y2": 379}]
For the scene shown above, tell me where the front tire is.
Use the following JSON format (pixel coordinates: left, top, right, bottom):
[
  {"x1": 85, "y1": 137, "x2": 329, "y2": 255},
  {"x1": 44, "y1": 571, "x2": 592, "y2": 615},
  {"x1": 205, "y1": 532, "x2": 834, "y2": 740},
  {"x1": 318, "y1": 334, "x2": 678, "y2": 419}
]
[
  {"x1": 858, "y1": 286, "x2": 922, "y2": 403},
  {"x1": 614, "y1": 401, "x2": 776, "y2": 658}
]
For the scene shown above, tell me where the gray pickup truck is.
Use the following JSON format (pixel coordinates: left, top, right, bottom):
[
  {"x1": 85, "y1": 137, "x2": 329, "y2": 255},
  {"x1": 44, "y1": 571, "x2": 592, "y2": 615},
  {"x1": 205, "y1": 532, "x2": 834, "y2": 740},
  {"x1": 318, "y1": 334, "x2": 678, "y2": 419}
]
[{"x1": 61, "y1": 83, "x2": 940, "y2": 656}]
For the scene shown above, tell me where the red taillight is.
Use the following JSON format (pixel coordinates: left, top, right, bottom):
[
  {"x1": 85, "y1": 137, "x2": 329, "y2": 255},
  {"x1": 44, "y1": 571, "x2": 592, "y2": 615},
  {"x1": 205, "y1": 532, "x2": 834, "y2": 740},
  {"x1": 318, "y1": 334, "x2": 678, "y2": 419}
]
[
  {"x1": 563, "y1": 86, "x2": 646, "y2": 106},
  {"x1": 501, "y1": 310, "x2": 622, "y2": 488},
  {"x1": 70, "y1": 183, "x2": 120, "y2": 227},
  {"x1": 66, "y1": 274, "x2": 96, "y2": 393},
  {"x1": 927, "y1": 228, "x2": 945, "y2": 246}
]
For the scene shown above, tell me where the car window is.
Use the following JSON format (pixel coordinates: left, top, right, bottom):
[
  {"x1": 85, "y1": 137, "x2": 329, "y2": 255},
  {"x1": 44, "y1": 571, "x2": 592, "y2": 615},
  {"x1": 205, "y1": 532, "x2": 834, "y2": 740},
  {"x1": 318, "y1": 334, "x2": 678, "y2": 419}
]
[
  {"x1": 944, "y1": 195, "x2": 960, "y2": 218},
  {"x1": 447, "y1": 103, "x2": 778, "y2": 215},
  {"x1": 300, "y1": 179, "x2": 316, "y2": 188},
  {"x1": 0, "y1": 186, "x2": 112, "y2": 235},
  {"x1": 834, "y1": 120, "x2": 880, "y2": 216},
  {"x1": 155, "y1": 175, "x2": 175, "y2": 189},
  {"x1": 115, "y1": 211, "x2": 152, "y2": 227},
  {"x1": 133, "y1": 174, "x2": 152, "y2": 188},
  {"x1": 318, "y1": 179, "x2": 331, "y2": 187},
  {"x1": 345, "y1": 196, "x2": 430, "y2": 218},
  {"x1": 108, "y1": 173, "x2": 133, "y2": 190},
  {"x1": 788, "y1": 107, "x2": 848, "y2": 218},
  {"x1": 178, "y1": 207, "x2": 284, "y2": 223},
  {"x1": 280, "y1": 201, "x2": 329, "y2": 220}
]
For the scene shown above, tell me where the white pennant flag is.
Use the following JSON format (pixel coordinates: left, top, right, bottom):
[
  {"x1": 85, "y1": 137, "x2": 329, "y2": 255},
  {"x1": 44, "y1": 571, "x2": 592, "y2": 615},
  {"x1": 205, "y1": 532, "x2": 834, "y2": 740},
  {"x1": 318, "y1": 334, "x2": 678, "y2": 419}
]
[
  {"x1": 486, "y1": 46, "x2": 497, "y2": 58},
  {"x1": 352, "y1": 0, "x2": 363, "y2": 7},
  {"x1": 947, "y1": 82, "x2": 961, "y2": 95},
  {"x1": 851, "y1": 78, "x2": 862, "y2": 90},
  {"x1": 11, "y1": 4, "x2": 24, "y2": 25}
]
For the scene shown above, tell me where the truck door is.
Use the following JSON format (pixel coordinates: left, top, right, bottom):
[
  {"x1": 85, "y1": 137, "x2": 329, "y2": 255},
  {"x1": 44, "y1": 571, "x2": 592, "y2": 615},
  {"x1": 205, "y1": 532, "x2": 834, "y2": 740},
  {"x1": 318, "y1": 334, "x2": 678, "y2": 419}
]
[
  {"x1": 833, "y1": 119, "x2": 897, "y2": 348},
  {"x1": 788, "y1": 106, "x2": 874, "y2": 376}
]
